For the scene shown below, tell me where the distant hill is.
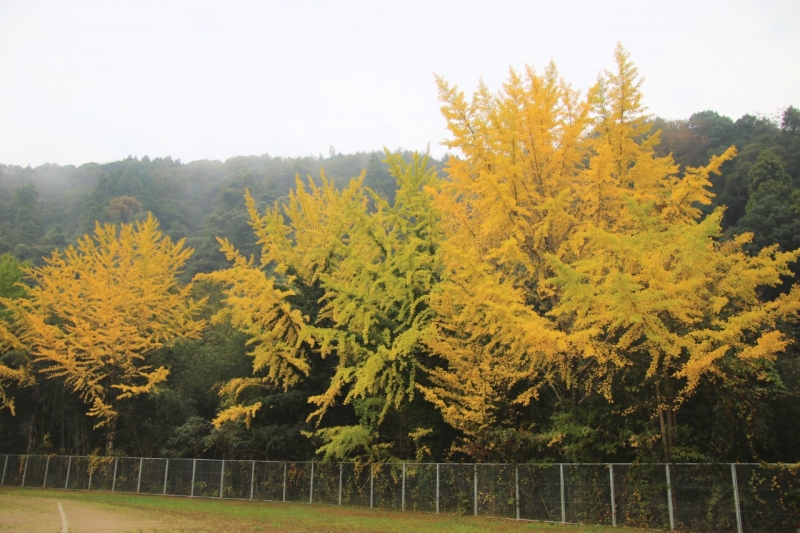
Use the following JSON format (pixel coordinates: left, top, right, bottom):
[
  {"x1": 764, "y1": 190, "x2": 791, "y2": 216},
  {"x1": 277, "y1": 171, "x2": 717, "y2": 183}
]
[{"x1": 0, "y1": 150, "x2": 447, "y2": 279}]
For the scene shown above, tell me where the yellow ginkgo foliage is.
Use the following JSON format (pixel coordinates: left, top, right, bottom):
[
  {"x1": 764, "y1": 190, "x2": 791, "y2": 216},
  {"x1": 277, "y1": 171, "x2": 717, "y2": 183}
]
[
  {"x1": 0, "y1": 319, "x2": 31, "y2": 415},
  {"x1": 6, "y1": 214, "x2": 206, "y2": 451},
  {"x1": 197, "y1": 169, "x2": 369, "y2": 430},
  {"x1": 420, "y1": 45, "x2": 800, "y2": 459},
  {"x1": 0, "y1": 253, "x2": 34, "y2": 415},
  {"x1": 201, "y1": 153, "x2": 442, "y2": 461}
]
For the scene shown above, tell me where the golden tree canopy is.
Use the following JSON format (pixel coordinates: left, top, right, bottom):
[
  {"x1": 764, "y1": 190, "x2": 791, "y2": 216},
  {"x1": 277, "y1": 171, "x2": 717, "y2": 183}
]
[
  {"x1": 9, "y1": 213, "x2": 206, "y2": 427},
  {"x1": 200, "y1": 153, "x2": 443, "y2": 461},
  {"x1": 419, "y1": 45, "x2": 800, "y2": 440}
]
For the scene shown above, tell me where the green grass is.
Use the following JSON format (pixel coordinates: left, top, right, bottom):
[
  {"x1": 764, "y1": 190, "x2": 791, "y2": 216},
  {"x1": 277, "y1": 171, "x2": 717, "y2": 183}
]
[{"x1": 0, "y1": 486, "x2": 641, "y2": 532}]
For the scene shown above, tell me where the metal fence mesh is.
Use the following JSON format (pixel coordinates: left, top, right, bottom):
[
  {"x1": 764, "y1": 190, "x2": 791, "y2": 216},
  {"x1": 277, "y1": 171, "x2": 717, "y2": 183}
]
[
  {"x1": 139, "y1": 458, "x2": 166, "y2": 494},
  {"x1": 373, "y1": 463, "x2": 402, "y2": 511},
  {"x1": 88, "y1": 457, "x2": 115, "y2": 492},
  {"x1": 23, "y1": 455, "x2": 48, "y2": 488},
  {"x1": 2, "y1": 455, "x2": 25, "y2": 486},
  {"x1": 44, "y1": 456, "x2": 70, "y2": 489},
  {"x1": 341, "y1": 462, "x2": 370, "y2": 507},
  {"x1": 437, "y1": 463, "x2": 474, "y2": 515},
  {"x1": 518, "y1": 463, "x2": 562, "y2": 521},
  {"x1": 404, "y1": 463, "x2": 436, "y2": 513},
  {"x1": 193, "y1": 459, "x2": 222, "y2": 498},
  {"x1": 311, "y1": 462, "x2": 339, "y2": 505},
  {"x1": 476, "y1": 463, "x2": 515, "y2": 518},
  {"x1": 614, "y1": 463, "x2": 670, "y2": 529},
  {"x1": 253, "y1": 461, "x2": 285, "y2": 502},
  {"x1": 1, "y1": 454, "x2": 798, "y2": 531},
  {"x1": 737, "y1": 463, "x2": 800, "y2": 533},
  {"x1": 223, "y1": 460, "x2": 254, "y2": 500},
  {"x1": 113, "y1": 457, "x2": 140, "y2": 493},
  {"x1": 284, "y1": 461, "x2": 309, "y2": 503},
  {"x1": 66, "y1": 456, "x2": 89, "y2": 490},
  {"x1": 567, "y1": 464, "x2": 612, "y2": 525},
  {"x1": 670, "y1": 463, "x2": 737, "y2": 532},
  {"x1": 165, "y1": 458, "x2": 193, "y2": 496}
]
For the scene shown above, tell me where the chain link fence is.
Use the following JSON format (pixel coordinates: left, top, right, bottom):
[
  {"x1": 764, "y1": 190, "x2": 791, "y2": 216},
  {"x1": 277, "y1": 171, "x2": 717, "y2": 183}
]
[{"x1": 1, "y1": 454, "x2": 797, "y2": 531}]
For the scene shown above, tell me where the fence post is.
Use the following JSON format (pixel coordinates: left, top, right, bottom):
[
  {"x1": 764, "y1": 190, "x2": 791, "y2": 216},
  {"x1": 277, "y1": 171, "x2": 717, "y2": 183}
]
[
  {"x1": 338, "y1": 462, "x2": 343, "y2": 506},
  {"x1": 163, "y1": 459, "x2": 169, "y2": 495},
  {"x1": 731, "y1": 464, "x2": 743, "y2": 533},
  {"x1": 474, "y1": 463, "x2": 478, "y2": 516},
  {"x1": 309, "y1": 462, "x2": 314, "y2": 504},
  {"x1": 64, "y1": 456, "x2": 71, "y2": 489},
  {"x1": 436, "y1": 463, "x2": 440, "y2": 514},
  {"x1": 190, "y1": 459, "x2": 197, "y2": 497},
  {"x1": 220, "y1": 460, "x2": 225, "y2": 499},
  {"x1": 43, "y1": 455, "x2": 50, "y2": 488},
  {"x1": 250, "y1": 461, "x2": 255, "y2": 500},
  {"x1": 560, "y1": 463, "x2": 566, "y2": 524},
  {"x1": 137, "y1": 458, "x2": 143, "y2": 494},
  {"x1": 87, "y1": 462, "x2": 92, "y2": 491},
  {"x1": 111, "y1": 457, "x2": 118, "y2": 492},
  {"x1": 515, "y1": 466, "x2": 520, "y2": 520},
  {"x1": 21, "y1": 455, "x2": 28, "y2": 487},
  {"x1": 402, "y1": 463, "x2": 406, "y2": 511},
  {"x1": 610, "y1": 464, "x2": 616, "y2": 527},
  {"x1": 665, "y1": 463, "x2": 675, "y2": 531},
  {"x1": 1, "y1": 455, "x2": 7, "y2": 485},
  {"x1": 370, "y1": 463, "x2": 374, "y2": 509},
  {"x1": 282, "y1": 462, "x2": 287, "y2": 502}
]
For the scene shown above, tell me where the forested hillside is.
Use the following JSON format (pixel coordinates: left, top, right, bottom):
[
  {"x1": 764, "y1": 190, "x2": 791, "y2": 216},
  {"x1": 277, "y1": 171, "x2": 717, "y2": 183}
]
[
  {"x1": 1, "y1": 49, "x2": 799, "y2": 465},
  {"x1": 0, "y1": 151, "x2": 406, "y2": 278}
]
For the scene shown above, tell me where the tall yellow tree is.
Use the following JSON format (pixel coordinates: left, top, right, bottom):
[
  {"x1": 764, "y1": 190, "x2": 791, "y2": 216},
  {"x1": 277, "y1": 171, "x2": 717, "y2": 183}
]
[
  {"x1": 197, "y1": 169, "x2": 368, "y2": 429},
  {"x1": 200, "y1": 153, "x2": 442, "y2": 461},
  {"x1": 420, "y1": 45, "x2": 800, "y2": 460},
  {"x1": 4, "y1": 214, "x2": 206, "y2": 452},
  {"x1": 305, "y1": 152, "x2": 441, "y2": 460}
]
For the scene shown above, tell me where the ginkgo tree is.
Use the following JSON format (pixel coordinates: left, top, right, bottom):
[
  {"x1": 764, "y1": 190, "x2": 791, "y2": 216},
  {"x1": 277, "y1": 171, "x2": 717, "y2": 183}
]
[
  {"x1": 200, "y1": 152, "x2": 442, "y2": 461},
  {"x1": 305, "y1": 152, "x2": 441, "y2": 461},
  {"x1": 419, "y1": 45, "x2": 800, "y2": 461},
  {"x1": 3, "y1": 214, "x2": 206, "y2": 452}
]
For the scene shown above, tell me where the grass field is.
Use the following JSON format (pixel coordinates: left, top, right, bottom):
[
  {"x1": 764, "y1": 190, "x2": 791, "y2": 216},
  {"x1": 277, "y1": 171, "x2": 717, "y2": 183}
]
[{"x1": 0, "y1": 487, "x2": 645, "y2": 532}]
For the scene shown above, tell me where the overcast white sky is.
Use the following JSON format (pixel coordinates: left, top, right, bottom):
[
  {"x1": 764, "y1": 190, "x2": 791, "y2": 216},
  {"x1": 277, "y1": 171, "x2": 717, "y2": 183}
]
[{"x1": 1, "y1": 0, "x2": 798, "y2": 167}]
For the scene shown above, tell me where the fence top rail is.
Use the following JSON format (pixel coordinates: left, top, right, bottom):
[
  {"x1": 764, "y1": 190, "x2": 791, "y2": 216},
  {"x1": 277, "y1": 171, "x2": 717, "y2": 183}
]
[{"x1": 0, "y1": 454, "x2": 797, "y2": 468}]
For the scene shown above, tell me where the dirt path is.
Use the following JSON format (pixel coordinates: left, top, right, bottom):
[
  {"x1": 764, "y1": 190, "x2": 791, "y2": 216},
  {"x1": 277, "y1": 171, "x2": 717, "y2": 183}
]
[{"x1": 0, "y1": 493, "x2": 215, "y2": 533}]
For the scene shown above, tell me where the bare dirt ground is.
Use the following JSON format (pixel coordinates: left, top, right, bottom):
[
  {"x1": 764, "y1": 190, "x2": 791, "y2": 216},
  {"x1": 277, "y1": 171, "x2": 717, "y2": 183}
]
[{"x1": 0, "y1": 493, "x2": 217, "y2": 533}]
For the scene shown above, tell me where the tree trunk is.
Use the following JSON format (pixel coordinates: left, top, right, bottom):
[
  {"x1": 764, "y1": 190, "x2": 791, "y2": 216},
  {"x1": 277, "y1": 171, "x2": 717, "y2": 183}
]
[
  {"x1": 25, "y1": 388, "x2": 40, "y2": 454},
  {"x1": 656, "y1": 382, "x2": 672, "y2": 463},
  {"x1": 105, "y1": 417, "x2": 116, "y2": 455},
  {"x1": 26, "y1": 409, "x2": 37, "y2": 455}
]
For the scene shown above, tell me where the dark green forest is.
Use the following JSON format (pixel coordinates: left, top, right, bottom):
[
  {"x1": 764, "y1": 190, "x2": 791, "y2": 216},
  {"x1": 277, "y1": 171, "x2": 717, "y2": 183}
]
[{"x1": 1, "y1": 105, "x2": 799, "y2": 465}]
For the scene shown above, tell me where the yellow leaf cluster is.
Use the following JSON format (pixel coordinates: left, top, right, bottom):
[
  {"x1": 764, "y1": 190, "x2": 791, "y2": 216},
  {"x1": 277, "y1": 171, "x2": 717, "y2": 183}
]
[
  {"x1": 307, "y1": 153, "x2": 441, "y2": 425},
  {"x1": 422, "y1": 45, "x2": 800, "y2": 436},
  {"x1": 198, "y1": 171, "x2": 368, "y2": 426},
  {"x1": 0, "y1": 258, "x2": 34, "y2": 415},
  {"x1": 0, "y1": 353, "x2": 31, "y2": 415},
  {"x1": 11, "y1": 213, "x2": 206, "y2": 427},
  {"x1": 203, "y1": 153, "x2": 442, "y2": 434}
]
